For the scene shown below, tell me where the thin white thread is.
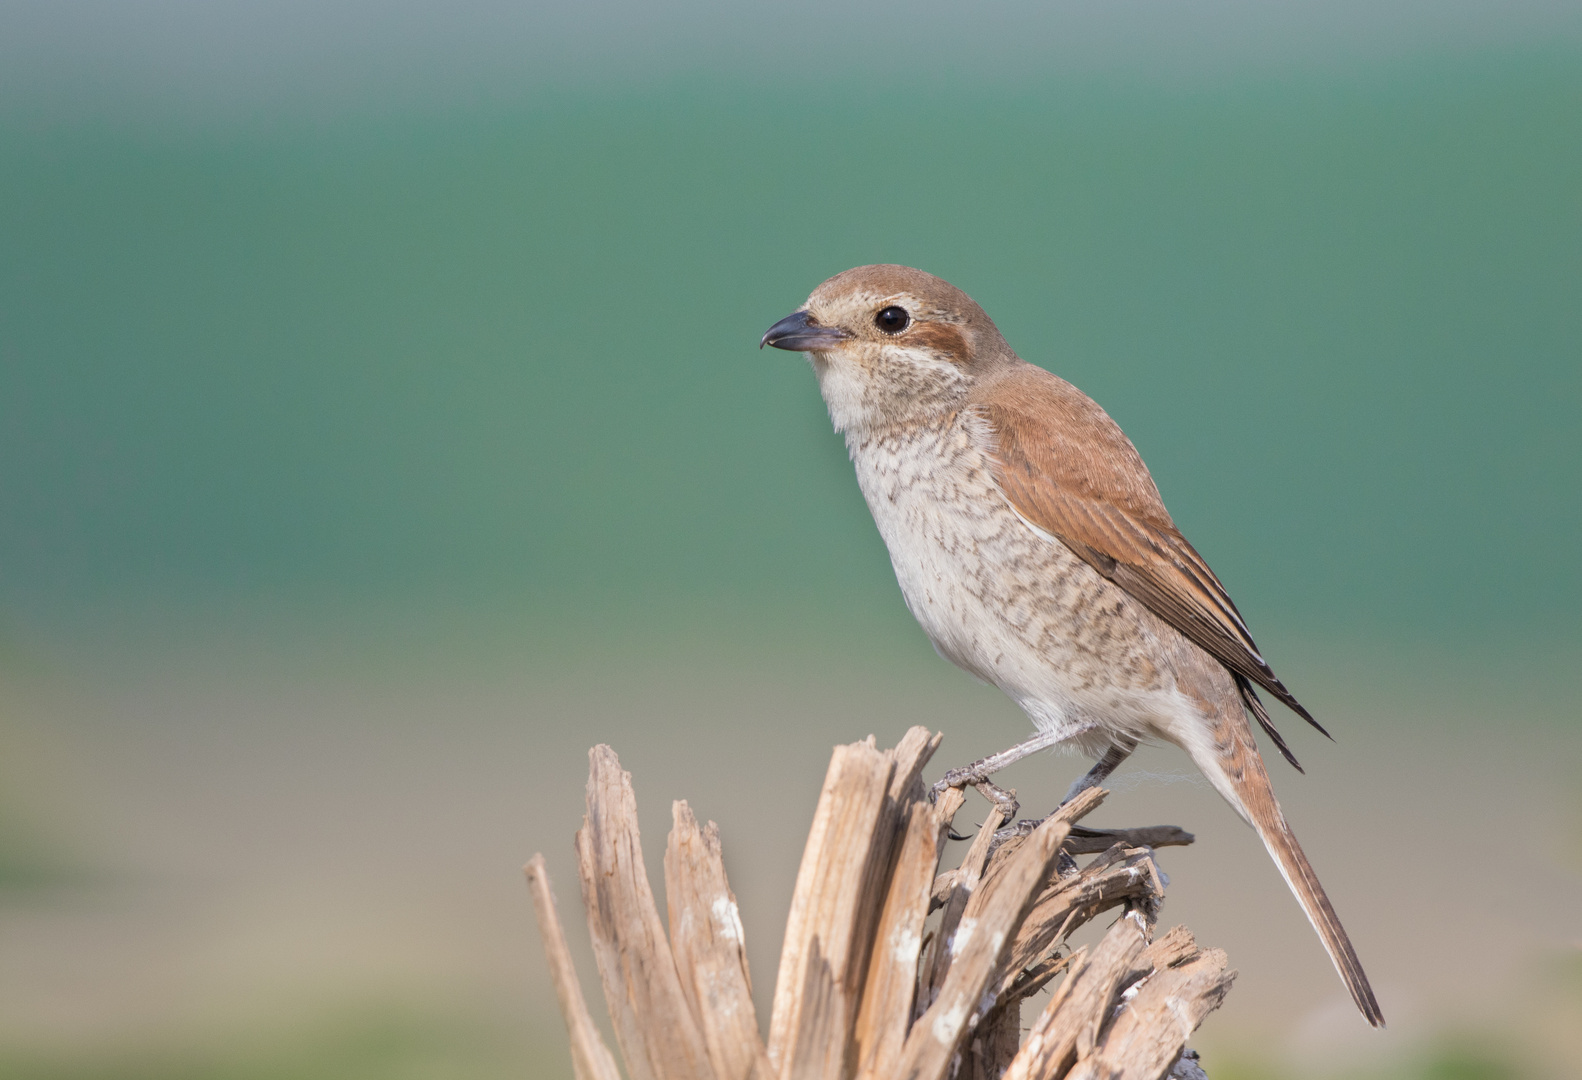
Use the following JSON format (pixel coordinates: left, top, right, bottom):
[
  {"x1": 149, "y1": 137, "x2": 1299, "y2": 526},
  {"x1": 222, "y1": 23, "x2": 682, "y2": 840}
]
[{"x1": 1102, "y1": 769, "x2": 1207, "y2": 793}]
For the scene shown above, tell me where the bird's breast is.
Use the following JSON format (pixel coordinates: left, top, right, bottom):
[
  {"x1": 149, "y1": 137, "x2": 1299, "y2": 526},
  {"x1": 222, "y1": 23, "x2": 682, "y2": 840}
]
[{"x1": 844, "y1": 415, "x2": 1179, "y2": 741}]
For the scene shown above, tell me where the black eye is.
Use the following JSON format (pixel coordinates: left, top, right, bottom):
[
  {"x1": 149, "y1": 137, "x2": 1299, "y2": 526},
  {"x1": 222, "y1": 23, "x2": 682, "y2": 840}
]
[{"x1": 874, "y1": 306, "x2": 911, "y2": 334}]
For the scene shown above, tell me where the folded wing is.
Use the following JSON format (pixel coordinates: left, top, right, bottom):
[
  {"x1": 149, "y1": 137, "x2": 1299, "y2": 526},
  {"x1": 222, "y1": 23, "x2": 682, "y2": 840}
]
[{"x1": 974, "y1": 368, "x2": 1328, "y2": 764}]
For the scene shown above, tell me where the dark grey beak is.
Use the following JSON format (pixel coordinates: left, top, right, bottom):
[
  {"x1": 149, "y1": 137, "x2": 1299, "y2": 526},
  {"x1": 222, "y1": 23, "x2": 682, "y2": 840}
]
[{"x1": 760, "y1": 310, "x2": 851, "y2": 351}]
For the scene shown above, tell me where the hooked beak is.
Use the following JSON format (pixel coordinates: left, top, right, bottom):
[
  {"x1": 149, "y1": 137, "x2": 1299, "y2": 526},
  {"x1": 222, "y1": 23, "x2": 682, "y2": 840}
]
[{"x1": 759, "y1": 310, "x2": 851, "y2": 352}]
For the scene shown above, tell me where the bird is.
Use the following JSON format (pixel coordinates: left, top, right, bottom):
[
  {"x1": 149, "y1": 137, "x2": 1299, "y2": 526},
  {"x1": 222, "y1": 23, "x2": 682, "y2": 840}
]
[{"x1": 759, "y1": 264, "x2": 1383, "y2": 1027}]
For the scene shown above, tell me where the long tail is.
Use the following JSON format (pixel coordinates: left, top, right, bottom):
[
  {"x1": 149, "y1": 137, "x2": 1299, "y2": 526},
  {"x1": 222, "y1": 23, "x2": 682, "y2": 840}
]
[{"x1": 1183, "y1": 704, "x2": 1385, "y2": 1027}]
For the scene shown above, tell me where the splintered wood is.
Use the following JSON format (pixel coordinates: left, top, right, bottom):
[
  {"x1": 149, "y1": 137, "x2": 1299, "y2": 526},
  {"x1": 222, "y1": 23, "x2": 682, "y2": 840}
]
[{"x1": 526, "y1": 731, "x2": 1234, "y2": 1080}]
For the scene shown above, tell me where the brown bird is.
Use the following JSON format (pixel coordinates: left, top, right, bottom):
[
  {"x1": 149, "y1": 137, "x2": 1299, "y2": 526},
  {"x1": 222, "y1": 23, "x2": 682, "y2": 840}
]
[{"x1": 760, "y1": 264, "x2": 1383, "y2": 1027}]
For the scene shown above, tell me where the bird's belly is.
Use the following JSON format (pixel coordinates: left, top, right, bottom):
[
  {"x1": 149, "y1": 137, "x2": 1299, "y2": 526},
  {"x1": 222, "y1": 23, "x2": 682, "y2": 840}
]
[{"x1": 849, "y1": 423, "x2": 1191, "y2": 748}]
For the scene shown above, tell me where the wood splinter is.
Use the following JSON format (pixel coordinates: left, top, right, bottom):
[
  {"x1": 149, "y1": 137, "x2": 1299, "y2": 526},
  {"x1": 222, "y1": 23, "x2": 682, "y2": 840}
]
[{"x1": 525, "y1": 730, "x2": 1234, "y2": 1080}]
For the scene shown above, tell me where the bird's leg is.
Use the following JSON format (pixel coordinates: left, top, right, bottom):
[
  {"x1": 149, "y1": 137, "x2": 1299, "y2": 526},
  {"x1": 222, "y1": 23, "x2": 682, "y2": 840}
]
[
  {"x1": 1062, "y1": 739, "x2": 1137, "y2": 802},
  {"x1": 992, "y1": 739, "x2": 1138, "y2": 845},
  {"x1": 931, "y1": 727, "x2": 1072, "y2": 804}
]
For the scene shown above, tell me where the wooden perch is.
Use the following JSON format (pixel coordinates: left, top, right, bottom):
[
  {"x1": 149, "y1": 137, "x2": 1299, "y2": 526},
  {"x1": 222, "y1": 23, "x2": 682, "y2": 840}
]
[
  {"x1": 524, "y1": 854, "x2": 623, "y2": 1080},
  {"x1": 666, "y1": 802, "x2": 774, "y2": 1080},
  {"x1": 525, "y1": 731, "x2": 1235, "y2": 1080}
]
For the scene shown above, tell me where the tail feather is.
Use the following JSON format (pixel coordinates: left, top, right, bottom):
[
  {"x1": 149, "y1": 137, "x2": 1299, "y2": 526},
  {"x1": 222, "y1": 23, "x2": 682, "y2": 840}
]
[
  {"x1": 1251, "y1": 792, "x2": 1384, "y2": 1027},
  {"x1": 1187, "y1": 705, "x2": 1385, "y2": 1027}
]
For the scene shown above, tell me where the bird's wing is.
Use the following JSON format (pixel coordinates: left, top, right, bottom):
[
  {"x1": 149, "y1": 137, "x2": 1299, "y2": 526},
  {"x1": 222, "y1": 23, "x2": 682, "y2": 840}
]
[{"x1": 974, "y1": 368, "x2": 1327, "y2": 747}]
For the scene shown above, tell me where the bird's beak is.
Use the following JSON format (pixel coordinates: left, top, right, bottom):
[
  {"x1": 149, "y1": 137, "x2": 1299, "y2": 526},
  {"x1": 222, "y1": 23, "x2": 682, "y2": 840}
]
[{"x1": 760, "y1": 310, "x2": 851, "y2": 351}]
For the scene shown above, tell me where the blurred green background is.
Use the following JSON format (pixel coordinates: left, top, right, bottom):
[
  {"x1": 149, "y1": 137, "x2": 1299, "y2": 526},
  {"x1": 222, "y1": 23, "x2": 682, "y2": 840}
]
[{"x1": 1, "y1": 3, "x2": 1579, "y2": 1078}]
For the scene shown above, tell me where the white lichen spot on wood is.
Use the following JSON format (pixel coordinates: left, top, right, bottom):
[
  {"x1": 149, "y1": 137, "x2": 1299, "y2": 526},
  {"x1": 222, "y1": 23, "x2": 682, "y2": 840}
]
[
  {"x1": 892, "y1": 924, "x2": 922, "y2": 964},
  {"x1": 710, "y1": 895, "x2": 744, "y2": 945},
  {"x1": 932, "y1": 997, "x2": 970, "y2": 1044}
]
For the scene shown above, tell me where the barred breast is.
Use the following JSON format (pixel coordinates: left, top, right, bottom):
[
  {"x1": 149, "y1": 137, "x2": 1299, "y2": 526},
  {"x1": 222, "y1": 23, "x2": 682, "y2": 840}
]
[{"x1": 843, "y1": 410, "x2": 1197, "y2": 754}]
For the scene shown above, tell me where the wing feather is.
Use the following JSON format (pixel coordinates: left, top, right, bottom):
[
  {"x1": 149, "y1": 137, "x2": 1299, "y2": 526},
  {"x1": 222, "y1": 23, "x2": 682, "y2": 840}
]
[{"x1": 975, "y1": 369, "x2": 1329, "y2": 743}]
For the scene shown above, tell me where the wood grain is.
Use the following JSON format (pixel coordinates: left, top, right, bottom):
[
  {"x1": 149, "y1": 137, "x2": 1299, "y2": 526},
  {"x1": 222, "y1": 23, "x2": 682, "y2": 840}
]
[
  {"x1": 894, "y1": 813, "x2": 1070, "y2": 1080},
  {"x1": 852, "y1": 786, "x2": 964, "y2": 1080},
  {"x1": 576, "y1": 745, "x2": 718, "y2": 1080},
  {"x1": 765, "y1": 737, "x2": 896, "y2": 1079},
  {"x1": 1062, "y1": 824, "x2": 1195, "y2": 856},
  {"x1": 1067, "y1": 934, "x2": 1234, "y2": 1080},
  {"x1": 922, "y1": 799, "x2": 1008, "y2": 1009},
  {"x1": 1002, "y1": 916, "x2": 1149, "y2": 1080},
  {"x1": 665, "y1": 801, "x2": 773, "y2": 1080},
  {"x1": 523, "y1": 854, "x2": 624, "y2": 1080},
  {"x1": 530, "y1": 736, "x2": 1231, "y2": 1080}
]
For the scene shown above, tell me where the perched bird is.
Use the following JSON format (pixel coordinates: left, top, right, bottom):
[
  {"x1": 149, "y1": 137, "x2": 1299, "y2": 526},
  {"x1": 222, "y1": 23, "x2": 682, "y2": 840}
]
[{"x1": 760, "y1": 264, "x2": 1383, "y2": 1026}]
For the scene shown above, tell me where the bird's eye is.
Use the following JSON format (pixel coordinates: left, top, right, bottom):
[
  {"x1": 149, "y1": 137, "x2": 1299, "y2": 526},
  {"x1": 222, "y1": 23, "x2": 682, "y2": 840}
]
[{"x1": 874, "y1": 306, "x2": 911, "y2": 334}]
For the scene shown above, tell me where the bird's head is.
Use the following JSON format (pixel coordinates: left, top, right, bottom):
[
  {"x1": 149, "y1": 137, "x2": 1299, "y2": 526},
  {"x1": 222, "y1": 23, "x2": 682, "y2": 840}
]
[{"x1": 760, "y1": 264, "x2": 1015, "y2": 433}]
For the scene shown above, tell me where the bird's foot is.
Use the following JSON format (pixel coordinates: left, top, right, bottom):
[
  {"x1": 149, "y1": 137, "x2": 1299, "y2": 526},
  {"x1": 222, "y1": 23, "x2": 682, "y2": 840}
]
[
  {"x1": 989, "y1": 782, "x2": 1093, "y2": 849},
  {"x1": 972, "y1": 779, "x2": 1019, "y2": 821},
  {"x1": 931, "y1": 759, "x2": 1020, "y2": 823},
  {"x1": 930, "y1": 762, "x2": 980, "y2": 799}
]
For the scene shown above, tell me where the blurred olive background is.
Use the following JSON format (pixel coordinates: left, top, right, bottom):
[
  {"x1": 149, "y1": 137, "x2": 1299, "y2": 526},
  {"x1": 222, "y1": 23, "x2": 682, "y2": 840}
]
[{"x1": 1, "y1": 3, "x2": 1580, "y2": 1078}]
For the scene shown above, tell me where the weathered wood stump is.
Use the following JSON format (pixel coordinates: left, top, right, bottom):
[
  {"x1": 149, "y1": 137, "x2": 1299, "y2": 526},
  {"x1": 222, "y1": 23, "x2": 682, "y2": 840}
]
[{"x1": 526, "y1": 728, "x2": 1234, "y2": 1080}]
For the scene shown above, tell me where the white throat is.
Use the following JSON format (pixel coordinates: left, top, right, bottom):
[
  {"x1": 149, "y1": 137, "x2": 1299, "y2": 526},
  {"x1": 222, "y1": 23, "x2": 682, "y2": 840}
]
[{"x1": 810, "y1": 347, "x2": 971, "y2": 435}]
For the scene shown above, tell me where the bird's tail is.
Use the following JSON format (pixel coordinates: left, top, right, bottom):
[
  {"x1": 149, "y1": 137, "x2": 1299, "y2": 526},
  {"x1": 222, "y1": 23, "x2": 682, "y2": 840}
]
[{"x1": 1182, "y1": 704, "x2": 1385, "y2": 1028}]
